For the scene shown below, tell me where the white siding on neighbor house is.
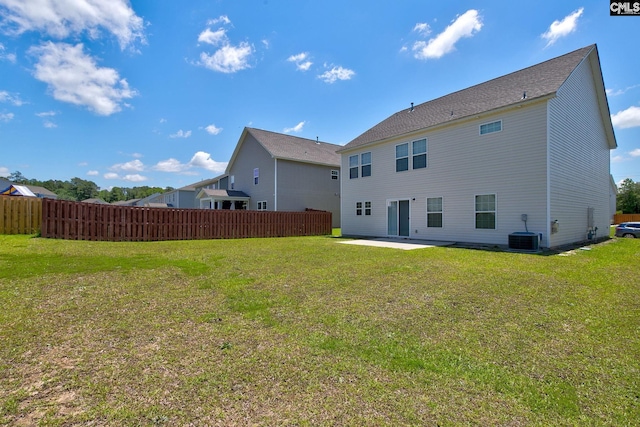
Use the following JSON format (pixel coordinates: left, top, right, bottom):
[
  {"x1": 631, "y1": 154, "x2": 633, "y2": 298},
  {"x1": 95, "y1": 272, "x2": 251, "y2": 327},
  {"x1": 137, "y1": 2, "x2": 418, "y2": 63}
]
[
  {"x1": 227, "y1": 133, "x2": 275, "y2": 209},
  {"x1": 342, "y1": 102, "x2": 550, "y2": 246},
  {"x1": 548, "y1": 56, "x2": 612, "y2": 246}
]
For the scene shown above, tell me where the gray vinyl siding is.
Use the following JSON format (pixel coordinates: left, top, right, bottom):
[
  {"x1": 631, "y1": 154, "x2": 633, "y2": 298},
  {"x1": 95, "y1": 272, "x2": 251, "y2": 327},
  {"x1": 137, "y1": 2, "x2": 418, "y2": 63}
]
[
  {"x1": 227, "y1": 133, "x2": 275, "y2": 210},
  {"x1": 548, "y1": 56, "x2": 612, "y2": 247},
  {"x1": 276, "y1": 159, "x2": 341, "y2": 227},
  {"x1": 342, "y1": 102, "x2": 549, "y2": 246}
]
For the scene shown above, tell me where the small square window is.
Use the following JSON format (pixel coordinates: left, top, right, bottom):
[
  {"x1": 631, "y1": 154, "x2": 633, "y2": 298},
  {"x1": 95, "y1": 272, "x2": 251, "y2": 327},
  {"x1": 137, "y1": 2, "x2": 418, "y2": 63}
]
[
  {"x1": 258, "y1": 201, "x2": 267, "y2": 211},
  {"x1": 331, "y1": 170, "x2": 339, "y2": 180},
  {"x1": 356, "y1": 201, "x2": 362, "y2": 216},
  {"x1": 365, "y1": 201, "x2": 372, "y2": 216},
  {"x1": 480, "y1": 120, "x2": 502, "y2": 135}
]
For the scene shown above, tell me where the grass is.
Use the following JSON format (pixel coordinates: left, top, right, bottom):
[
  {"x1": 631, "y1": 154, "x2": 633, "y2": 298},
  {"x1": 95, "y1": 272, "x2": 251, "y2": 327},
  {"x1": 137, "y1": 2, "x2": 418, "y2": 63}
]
[{"x1": 0, "y1": 232, "x2": 638, "y2": 426}]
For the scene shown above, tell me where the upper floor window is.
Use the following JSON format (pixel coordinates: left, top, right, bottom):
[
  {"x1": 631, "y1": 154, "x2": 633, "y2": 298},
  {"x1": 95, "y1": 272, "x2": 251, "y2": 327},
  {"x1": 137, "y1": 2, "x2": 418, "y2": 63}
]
[
  {"x1": 480, "y1": 120, "x2": 502, "y2": 135},
  {"x1": 349, "y1": 155, "x2": 359, "y2": 179},
  {"x1": 396, "y1": 143, "x2": 409, "y2": 172},
  {"x1": 230, "y1": 175, "x2": 235, "y2": 190},
  {"x1": 361, "y1": 152, "x2": 371, "y2": 177},
  {"x1": 331, "y1": 170, "x2": 339, "y2": 180},
  {"x1": 412, "y1": 139, "x2": 427, "y2": 169},
  {"x1": 254, "y1": 168, "x2": 259, "y2": 185}
]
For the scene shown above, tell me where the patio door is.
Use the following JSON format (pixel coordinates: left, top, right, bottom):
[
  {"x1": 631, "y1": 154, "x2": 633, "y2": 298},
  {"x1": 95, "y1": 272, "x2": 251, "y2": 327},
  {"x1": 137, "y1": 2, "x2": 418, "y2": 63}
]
[{"x1": 387, "y1": 199, "x2": 410, "y2": 237}]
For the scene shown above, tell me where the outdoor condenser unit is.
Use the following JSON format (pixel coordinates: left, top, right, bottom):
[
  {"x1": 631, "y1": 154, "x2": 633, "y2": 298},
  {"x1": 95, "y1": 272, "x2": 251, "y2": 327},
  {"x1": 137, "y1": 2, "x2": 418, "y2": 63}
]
[{"x1": 508, "y1": 232, "x2": 540, "y2": 251}]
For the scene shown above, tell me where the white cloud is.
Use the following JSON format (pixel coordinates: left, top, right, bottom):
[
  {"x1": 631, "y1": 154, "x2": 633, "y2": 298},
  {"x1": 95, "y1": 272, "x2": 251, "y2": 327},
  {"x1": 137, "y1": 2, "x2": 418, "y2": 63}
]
[
  {"x1": 199, "y1": 42, "x2": 253, "y2": 73},
  {"x1": 630, "y1": 148, "x2": 640, "y2": 157},
  {"x1": 0, "y1": 90, "x2": 25, "y2": 106},
  {"x1": 287, "y1": 52, "x2": 312, "y2": 71},
  {"x1": 0, "y1": 112, "x2": 14, "y2": 122},
  {"x1": 30, "y1": 42, "x2": 137, "y2": 115},
  {"x1": 122, "y1": 174, "x2": 147, "y2": 182},
  {"x1": 318, "y1": 66, "x2": 355, "y2": 84},
  {"x1": 43, "y1": 120, "x2": 57, "y2": 128},
  {"x1": 104, "y1": 172, "x2": 119, "y2": 179},
  {"x1": 611, "y1": 155, "x2": 624, "y2": 163},
  {"x1": 36, "y1": 110, "x2": 56, "y2": 117},
  {"x1": 207, "y1": 15, "x2": 231, "y2": 26},
  {"x1": 284, "y1": 121, "x2": 305, "y2": 133},
  {"x1": 0, "y1": 43, "x2": 16, "y2": 63},
  {"x1": 132, "y1": 152, "x2": 143, "y2": 158},
  {"x1": 611, "y1": 106, "x2": 640, "y2": 129},
  {"x1": 198, "y1": 27, "x2": 227, "y2": 46},
  {"x1": 153, "y1": 151, "x2": 227, "y2": 174},
  {"x1": 159, "y1": 118, "x2": 167, "y2": 123},
  {"x1": 541, "y1": 8, "x2": 584, "y2": 47},
  {"x1": 204, "y1": 124, "x2": 222, "y2": 135},
  {"x1": 0, "y1": 166, "x2": 10, "y2": 176},
  {"x1": 0, "y1": 0, "x2": 145, "y2": 50},
  {"x1": 87, "y1": 170, "x2": 99, "y2": 176},
  {"x1": 412, "y1": 9, "x2": 482, "y2": 60},
  {"x1": 109, "y1": 159, "x2": 144, "y2": 172},
  {"x1": 413, "y1": 22, "x2": 431, "y2": 35},
  {"x1": 606, "y1": 85, "x2": 640, "y2": 97},
  {"x1": 170, "y1": 129, "x2": 192, "y2": 138}
]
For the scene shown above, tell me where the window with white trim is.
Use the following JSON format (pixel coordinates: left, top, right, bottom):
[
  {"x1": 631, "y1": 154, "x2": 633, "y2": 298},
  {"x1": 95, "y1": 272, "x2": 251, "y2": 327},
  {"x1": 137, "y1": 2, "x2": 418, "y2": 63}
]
[
  {"x1": 257, "y1": 201, "x2": 267, "y2": 210},
  {"x1": 331, "y1": 170, "x2": 339, "y2": 180},
  {"x1": 349, "y1": 155, "x2": 359, "y2": 179},
  {"x1": 254, "y1": 168, "x2": 259, "y2": 185},
  {"x1": 356, "y1": 201, "x2": 371, "y2": 216},
  {"x1": 396, "y1": 143, "x2": 409, "y2": 172},
  {"x1": 361, "y1": 152, "x2": 371, "y2": 177},
  {"x1": 364, "y1": 201, "x2": 372, "y2": 216},
  {"x1": 356, "y1": 201, "x2": 363, "y2": 216},
  {"x1": 412, "y1": 139, "x2": 427, "y2": 169},
  {"x1": 480, "y1": 120, "x2": 502, "y2": 135},
  {"x1": 427, "y1": 197, "x2": 442, "y2": 228},
  {"x1": 475, "y1": 194, "x2": 496, "y2": 229}
]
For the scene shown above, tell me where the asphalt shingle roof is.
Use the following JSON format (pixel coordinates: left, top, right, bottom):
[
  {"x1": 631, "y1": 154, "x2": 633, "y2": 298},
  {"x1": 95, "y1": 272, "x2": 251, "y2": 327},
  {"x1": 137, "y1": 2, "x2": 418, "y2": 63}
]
[
  {"x1": 341, "y1": 45, "x2": 595, "y2": 151},
  {"x1": 245, "y1": 127, "x2": 341, "y2": 166}
]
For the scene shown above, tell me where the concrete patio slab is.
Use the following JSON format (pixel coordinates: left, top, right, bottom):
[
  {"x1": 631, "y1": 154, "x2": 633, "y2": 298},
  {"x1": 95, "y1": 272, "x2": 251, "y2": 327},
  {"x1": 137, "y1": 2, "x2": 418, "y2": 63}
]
[{"x1": 338, "y1": 238, "x2": 453, "y2": 250}]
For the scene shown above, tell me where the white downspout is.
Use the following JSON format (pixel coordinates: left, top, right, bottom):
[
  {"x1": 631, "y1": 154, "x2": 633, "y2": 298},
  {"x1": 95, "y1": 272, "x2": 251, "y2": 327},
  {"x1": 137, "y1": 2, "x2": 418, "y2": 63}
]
[{"x1": 274, "y1": 158, "x2": 278, "y2": 211}]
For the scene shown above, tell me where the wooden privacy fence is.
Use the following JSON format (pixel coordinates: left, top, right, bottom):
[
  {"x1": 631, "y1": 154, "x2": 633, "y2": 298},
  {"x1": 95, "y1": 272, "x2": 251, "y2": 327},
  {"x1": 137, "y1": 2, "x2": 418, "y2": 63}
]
[
  {"x1": 41, "y1": 198, "x2": 332, "y2": 241},
  {"x1": 613, "y1": 213, "x2": 640, "y2": 224},
  {"x1": 0, "y1": 195, "x2": 42, "y2": 234}
]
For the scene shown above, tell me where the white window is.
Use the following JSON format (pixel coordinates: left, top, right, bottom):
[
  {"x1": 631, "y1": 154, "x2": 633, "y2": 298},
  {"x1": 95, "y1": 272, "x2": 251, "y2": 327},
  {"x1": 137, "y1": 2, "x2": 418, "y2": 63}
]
[
  {"x1": 356, "y1": 201, "x2": 371, "y2": 216},
  {"x1": 230, "y1": 175, "x2": 235, "y2": 190},
  {"x1": 257, "y1": 201, "x2": 267, "y2": 211},
  {"x1": 396, "y1": 143, "x2": 409, "y2": 172},
  {"x1": 254, "y1": 168, "x2": 259, "y2": 185},
  {"x1": 361, "y1": 152, "x2": 372, "y2": 177},
  {"x1": 331, "y1": 170, "x2": 339, "y2": 180},
  {"x1": 412, "y1": 139, "x2": 427, "y2": 169},
  {"x1": 427, "y1": 197, "x2": 442, "y2": 228},
  {"x1": 480, "y1": 120, "x2": 502, "y2": 135},
  {"x1": 356, "y1": 201, "x2": 362, "y2": 216},
  {"x1": 475, "y1": 194, "x2": 496, "y2": 229},
  {"x1": 349, "y1": 155, "x2": 359, "y2": 179},
  {"x1": 365, "y1": 201, "x2": 372, "y2": 216}
]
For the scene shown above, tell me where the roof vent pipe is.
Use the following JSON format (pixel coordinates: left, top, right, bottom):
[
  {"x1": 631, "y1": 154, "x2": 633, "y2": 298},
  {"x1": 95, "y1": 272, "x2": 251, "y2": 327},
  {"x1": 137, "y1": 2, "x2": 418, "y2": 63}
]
[
  {"x1": 522, "y1": 91, "x2": 527, "y2": 99},
  {"x1": 410, "y1": 102, "x2": 414, "y2": 112},
  {"x1": 316, "y1": 136, "x2": 319, "y2": 144}
]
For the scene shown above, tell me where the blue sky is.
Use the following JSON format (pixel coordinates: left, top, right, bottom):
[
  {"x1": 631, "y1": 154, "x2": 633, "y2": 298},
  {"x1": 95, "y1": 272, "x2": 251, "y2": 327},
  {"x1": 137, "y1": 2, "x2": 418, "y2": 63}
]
[{"x1": 0, "y1": 1, "x2": 638, "y2": 190}]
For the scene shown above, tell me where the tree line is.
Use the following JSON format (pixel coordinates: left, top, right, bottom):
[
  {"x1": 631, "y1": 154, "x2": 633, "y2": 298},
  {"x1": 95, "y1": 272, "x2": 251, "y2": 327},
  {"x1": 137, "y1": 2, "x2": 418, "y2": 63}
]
[
  {"x1": 2, "y1": 171, "x2": 173, "y2": 203},
  {"x1": 617, "y1": 178, "x2": 640, "y2": 214}
]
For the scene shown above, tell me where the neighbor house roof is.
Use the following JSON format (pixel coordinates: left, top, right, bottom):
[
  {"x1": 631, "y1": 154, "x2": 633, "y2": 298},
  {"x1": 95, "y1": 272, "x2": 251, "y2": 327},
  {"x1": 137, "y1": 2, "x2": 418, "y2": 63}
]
[
  {"x1": 227, "y1": 128, "x2": 341, "y2": 172},
  {"x1": 196, "y1": 189, "x2": 250, "y2": 200},
  {"x1": 1, "y1": 184, "x2": 36, "y2": 197},
  {"x1": 25, "y1": 185, "x2": 58, "y2": 198},
  {"x1": 341, "y1": 45, "x2": 615, "y2": 151},
  {"x1": 82, "y1": 198, "x2": 109, "y2": 204}
]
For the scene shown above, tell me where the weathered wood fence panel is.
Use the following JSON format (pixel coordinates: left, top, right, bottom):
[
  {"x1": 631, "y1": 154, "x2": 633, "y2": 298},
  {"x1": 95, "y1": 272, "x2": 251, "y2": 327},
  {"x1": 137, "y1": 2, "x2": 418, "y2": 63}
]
[
  {"x1": 0, "y1": 195, "x2": 42, "y2": 234},
  {"x1": 41, "y1": 199, "x2": 331, "y2": 241},
  {"x1": 613, "y1": 213, "x2": 640, "y2": 224}
]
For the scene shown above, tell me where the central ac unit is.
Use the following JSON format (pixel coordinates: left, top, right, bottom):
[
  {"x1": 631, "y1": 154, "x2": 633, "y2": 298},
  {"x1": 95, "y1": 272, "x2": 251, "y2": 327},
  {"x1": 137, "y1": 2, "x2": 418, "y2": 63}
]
[{"x1": 508, "y1": 232, "x2": 540, "y2": 251}]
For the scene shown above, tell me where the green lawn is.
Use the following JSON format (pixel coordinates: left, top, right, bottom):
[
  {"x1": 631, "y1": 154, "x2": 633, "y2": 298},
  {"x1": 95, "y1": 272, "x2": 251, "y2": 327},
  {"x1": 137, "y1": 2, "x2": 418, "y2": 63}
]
[{"x1": 0, "y1": 234, "x2": 638, "y2": 426}]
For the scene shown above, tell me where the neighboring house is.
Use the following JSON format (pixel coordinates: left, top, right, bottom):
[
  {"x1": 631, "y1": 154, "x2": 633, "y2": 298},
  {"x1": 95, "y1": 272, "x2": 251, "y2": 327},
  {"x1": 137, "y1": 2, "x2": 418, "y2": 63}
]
[
  {"x1": 81, "y1": 198, "x2": 110, "y2": 204},
  {"x1": 338, "y1": 45, "x2": 616, "y2": 249},
  {"x1": 0, "y1": 179, "x2": 58, "y2": 199},
  {"x1": 145, "y1": 184, "x2": 198, "y2": 208},
  {"x1": 1, "y1": 184, "x2": 36, "y2": 197},
  {"x1": 197, "y1": 127, "x2": 342, "y2": 227},
  {"x1": 111, "y1": 199, "x2": 141, "y2": 206}
]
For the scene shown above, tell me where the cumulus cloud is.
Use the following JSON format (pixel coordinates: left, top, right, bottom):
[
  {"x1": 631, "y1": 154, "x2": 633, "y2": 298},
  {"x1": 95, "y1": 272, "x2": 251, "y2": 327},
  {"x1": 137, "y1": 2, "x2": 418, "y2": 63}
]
[
  {"x1": 36, "y1": 110, "x2": 56, "y2": 117},
  {"x1": 109, "y1": 159, "x2": 144, "y2": 172},
  {"x1": 30, "y1": 42, "x2": 136, "y2": 115},
  {"x1": 611, "y1": 106, "x2": 640, "y2": 129},
  {"x1": 170, "y1": 129, "x2": 192, "y2": 138},
  {"x1": 541, "y1": 8, "x2": 584, "y2": 47},
  {"x1": 0, "y1": 43, "x2": 16, "y2": 62},
  {"x1": 287, "y1": 52, "x2": 312, "y2": 71},
  {"x1": 0, "y1": 90, "x2": 25, "y2": 106},
  {"x1": 43, "y1": 120, "x2": 57, "y2": 128},
  {"x1": 606, "y1": 85, "x2": 640, "y2": 97},
  {"x1": 630, "y1": 148, "x2": 640, "y2": 157},
  {"x1": 204, "y1": 124, "x2": 222, "y2": 135},
  {"x1": 413, "y1": 22, "x2": 431, "y2": 35},
  {"x1": 0, "y1": 166, "x2": 10, "y2": 176},
  {"x1": 0, "y1": 112, "x2": 14, "y2": 122},
  {"x1": 154, "y1": 151, "x2": 227, "y2": 174},
  {"x1": 196, "y1": 16, "x2": 253, "y2": 73},
  {"x1": 87, "y1": 170, "x2": 99, "y2": 176},
  {"x1": 104, "y1": 172, "x2": 119, "y2": 179},
  {"x1": 412, "y1": 9, "x2": 482, "y2": 60},
  {"x1": 0, "y1": 0, "x2": 145, "y2": 50},
  {"x1": 284, "y1": 121, "x2": 305, "y2": 133},
  {"x1": 103, "y1": 172, "x2": 147, "y2": 182},
  {"x1": 318, "y1": 65, "x2": 355, "y2": 84},
  {"x1": 199, "y1": 42, "x2": 253, "y2": 73}
]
